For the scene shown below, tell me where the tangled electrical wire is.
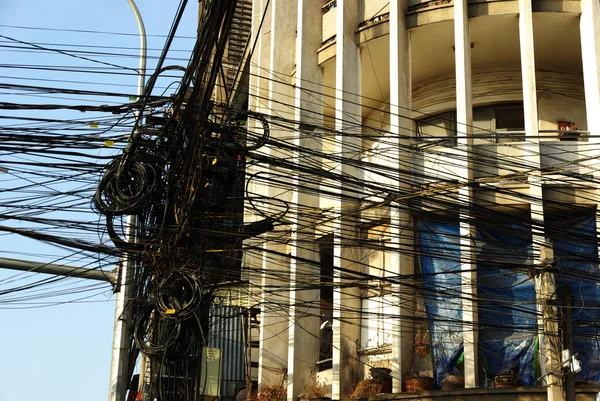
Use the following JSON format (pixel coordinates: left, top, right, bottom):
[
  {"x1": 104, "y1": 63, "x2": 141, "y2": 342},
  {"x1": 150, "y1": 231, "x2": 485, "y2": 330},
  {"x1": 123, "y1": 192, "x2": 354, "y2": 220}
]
[
  {"x1": 93, "y1": 149, "x2": 164, "y2": 216},
  {"x1": 90, "y1": 1, "x2": 276, "y2": 400}
]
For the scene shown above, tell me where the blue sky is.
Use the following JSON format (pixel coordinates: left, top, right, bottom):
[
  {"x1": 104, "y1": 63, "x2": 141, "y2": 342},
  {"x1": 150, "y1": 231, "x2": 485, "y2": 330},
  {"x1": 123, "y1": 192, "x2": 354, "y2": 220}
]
[{"x1": 0, "y1": 2, "x2": 198, "y2": 400}]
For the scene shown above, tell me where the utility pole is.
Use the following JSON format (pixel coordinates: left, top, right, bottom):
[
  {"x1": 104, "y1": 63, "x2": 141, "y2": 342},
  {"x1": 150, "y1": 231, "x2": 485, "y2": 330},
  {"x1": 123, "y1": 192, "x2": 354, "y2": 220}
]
[
  {"x1": 537, "y1": 242, "x2": 564, "y2": 401},
  {"x1": 107, "y1": 2, "x2": 146, "y2": 401},
  {"x1": 560, "y1": 283, "x2": 575, "y2": 401}
]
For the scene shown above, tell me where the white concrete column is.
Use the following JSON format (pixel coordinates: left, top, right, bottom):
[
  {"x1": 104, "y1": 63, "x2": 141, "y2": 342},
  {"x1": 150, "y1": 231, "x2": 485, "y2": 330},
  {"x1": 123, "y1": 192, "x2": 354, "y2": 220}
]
[
  {"x1": 518, "y1": 0, "x2": 543, "y2": 257},
  {"x1": 519, "y1": 2, "x2": 561, "y2": 400},
  {"x1": 245, "y1": 0, "x2": 271, "y2": 226},
  {"x1": 332, "y1": 1, "x2": 363, "y2": 399},
  {"x1": 389, "y1": 0, "x2": 413, "y2": 393},
  {"x1": 244, "y1": 0, "x2": 269, "y2": 308},
  {"x1": 252, "y1": 0, "x2": 272, "y2": 117},
  {"x1": 519, "y1": 0, "x2": 539, "y2": 145},
  {"x1": 258, "y1": 0, "x2": 298, "y2": 388},
  {"x1": 287, "y1": 1, "x2": 324, "y2": 400},
  {"x1": 454, "y1": 0, "x2": 472, "y2": 149},
  {"x1": 247, "y1": 0, "x2": 263, "y2": 116},
  {"x1": 580, "y1": 0, "x2": 600, "y2": 137},
  {"x1": 580, "y1": 0, "x2": 600, "y2": 265},
  {"x1": 454, "y1": 0, "x2": 478, "y2": 389},
  {"x1": 244, "y1": 0, "x2": 271, "y2": 362}
]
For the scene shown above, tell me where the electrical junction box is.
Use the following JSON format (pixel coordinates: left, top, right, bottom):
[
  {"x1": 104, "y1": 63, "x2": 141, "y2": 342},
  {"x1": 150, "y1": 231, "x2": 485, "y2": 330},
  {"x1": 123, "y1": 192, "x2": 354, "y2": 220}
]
[{"x1": 200, "y1": 347, "x2": 222, "y2": 401}]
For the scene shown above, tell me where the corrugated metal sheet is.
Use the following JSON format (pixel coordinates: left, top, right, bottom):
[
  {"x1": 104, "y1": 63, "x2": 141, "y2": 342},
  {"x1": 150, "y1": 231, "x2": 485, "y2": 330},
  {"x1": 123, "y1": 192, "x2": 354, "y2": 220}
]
[{"x1": 208, "y1": 305, "x2": 247, "y2": 399}]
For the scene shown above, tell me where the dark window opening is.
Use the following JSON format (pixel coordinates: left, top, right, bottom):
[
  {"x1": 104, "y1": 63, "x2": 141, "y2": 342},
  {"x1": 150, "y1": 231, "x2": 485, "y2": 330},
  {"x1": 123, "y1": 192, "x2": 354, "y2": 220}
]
[
  {"x1": 318, "y1": 234, "x2": 334, "y2": 367},
  {"x1": 495, "y1": 104, "x2": 525, "y2": 142},
  {"x1": 417, "y1": 112, "x2": 457, "y2": 147},
  {"x1": 418, "y1": 103, "x2": 526, "y2": 145},
  {"x1": 495, "y1": 105, "x2": 525, "y2": 131}
]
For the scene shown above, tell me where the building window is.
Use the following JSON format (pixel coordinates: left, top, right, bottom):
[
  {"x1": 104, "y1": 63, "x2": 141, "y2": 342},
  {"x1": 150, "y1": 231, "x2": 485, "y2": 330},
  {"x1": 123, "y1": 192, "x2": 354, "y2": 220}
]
[
  {"x1": 494, "y1": 104, "x2": 525, "y2": 142},
  {"x1": 360, "y1": 222, "x2": 393, "y2": 351},
  {"x1": 360, "y1": 292, "x2": 394, "y2": 349},
  {"x1": 417, "y1": 112, "x2": 457, "y2": 147},
  {"x1": 473, "y1": 103, "x2": 525, "y2": 142},
  {"x1": 318, "y1": 235, "x2": 334, "y2": 367},
  {"x1": 362, "y1": 222, "x2": 391, "y2": 278},
  {"x1": 418, "y1": 103, "x2": 525, "y2": 146}
]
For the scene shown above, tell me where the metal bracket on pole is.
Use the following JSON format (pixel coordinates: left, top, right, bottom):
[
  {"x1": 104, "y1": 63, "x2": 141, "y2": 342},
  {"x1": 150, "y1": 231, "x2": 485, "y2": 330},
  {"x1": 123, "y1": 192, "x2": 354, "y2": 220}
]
[{"x1": 0, "y1": 257, "x2": 116, "y2": 285}]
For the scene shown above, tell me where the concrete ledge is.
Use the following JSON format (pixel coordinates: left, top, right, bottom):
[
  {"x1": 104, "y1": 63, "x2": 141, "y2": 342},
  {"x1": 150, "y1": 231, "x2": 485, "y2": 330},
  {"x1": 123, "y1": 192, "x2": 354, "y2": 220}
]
[
  {"x1": 369, "y1": 386, "x2": 600, "y2": 401},
  {"x1": 406, "y1": 0, "x2": 579, "y2": 28},
  {"x1": 317, "y1": 40, "x2": 336, "y2": 65},
  {"x1": 357, "y1": 17, "x2": 390, "y2": 45}
]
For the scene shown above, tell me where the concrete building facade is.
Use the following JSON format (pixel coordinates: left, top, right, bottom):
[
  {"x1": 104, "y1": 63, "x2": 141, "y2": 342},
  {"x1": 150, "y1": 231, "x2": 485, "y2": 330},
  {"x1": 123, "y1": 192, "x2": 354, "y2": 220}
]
[{"x1": 244, "y1": 0, "x2": 600, "y2": 400}]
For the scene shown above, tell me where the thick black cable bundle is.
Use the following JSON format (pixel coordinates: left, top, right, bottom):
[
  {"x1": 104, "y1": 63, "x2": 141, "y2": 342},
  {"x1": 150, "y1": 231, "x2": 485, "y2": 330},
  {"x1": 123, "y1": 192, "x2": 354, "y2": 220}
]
[
  {"x1": 209, "y1": 111, "x2": 270, "y2": 153},
  {"x1": 88, "y1": 1, "x2": 246, "y2": 400},
  {"x1": 155, "y1": 270, "x2": 203, "y2": 320},
  {"x1": 93, "y1": 151, "x2": 164, "y2": 216},
  {"x1": 133, "y1": 301, "x2": 182, "y2": 358}
]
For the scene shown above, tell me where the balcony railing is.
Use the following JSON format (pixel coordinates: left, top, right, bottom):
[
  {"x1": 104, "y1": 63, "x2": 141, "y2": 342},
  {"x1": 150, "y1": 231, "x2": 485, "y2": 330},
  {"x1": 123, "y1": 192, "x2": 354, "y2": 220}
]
[
  {"x1": 322, "y1": 0, "x2": 336, "y2": 13},
  {"x1": 472, "y1": 129, "x2": 590, "y2": 143},
  {"x1": 363, "y1": 0, "x2": 390, "y2": 22},
  {"x1": 321, "y1": 0, "x2": 390, "y2": 45},
  {"x1": 471, "y1": 132, "x2": 594, "y2": 180},
  {"x1": 414, "y1": 130, "x2": 594, "y2": 183}
]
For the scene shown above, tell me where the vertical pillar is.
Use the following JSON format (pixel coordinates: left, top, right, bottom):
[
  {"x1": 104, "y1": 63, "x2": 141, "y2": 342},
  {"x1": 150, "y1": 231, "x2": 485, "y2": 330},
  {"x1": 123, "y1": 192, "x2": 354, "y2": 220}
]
[
  {"x1": 389, "y1": 0, "x2": 413, "y2": 392},
  {"x1": 108, "y1": 259, "x2": 134, "y2": 401},
  {"x1": 538, "y1": 243, "x2": 563, "y2": 401},
  {"x1": 245, "y1": 0, "x2": 271, "y2": 280},
  {"x1": 244, "y1": 0, "x2": 269, "y2": 306},
  {"x1": 252, "y1": 0, "x2": 271, "y2": 117},
  {"x1": 518, "y1": 0, "x2": 542, "y2": 259},
  {"x1": 241, "y1": 0, "x2": 265, "y2": 388},
  {"x1": 246, "y1": 0, "x2": 271, "y2": 385},
  {"x1": 287, "y1": 1, "x2": 324, "y2": 400},
  {"x1": 580, "y1": 0, "x2": 600, "y2": 265},
  {"x1": 519, "y1": 0, "x2": 539, "y2": 148},
  {"x1": 257, "y1": 0, "x2": 298, "y2": 388},
  {"x1": 247, "y1": 0, "x2": 265, "y2": 117},
  {"x1": 454, "y1": 0, "x2": 472, "y2": 149},
  {"x1": 332, "y1": 1, "x2": 362, "y2": 399},
  {"x1": 580, "y1": 0, "x2": 600, "y2": 136},
  {"x1": 518, "y1": 2, "x2": 562, "y2": 400},
  {"x1": 454, "y1": 0, "x2": 478, "y2": 388}
]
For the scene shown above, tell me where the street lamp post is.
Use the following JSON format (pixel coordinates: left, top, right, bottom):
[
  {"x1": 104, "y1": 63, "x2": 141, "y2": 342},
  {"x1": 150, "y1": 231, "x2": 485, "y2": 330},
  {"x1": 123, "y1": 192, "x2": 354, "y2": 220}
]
[
  {"x1": 107, "y1": 1, "x2": 146, "y2": 401},
  {"x1": 126, "y1": 0, "x2": 147, "y2": 98}
]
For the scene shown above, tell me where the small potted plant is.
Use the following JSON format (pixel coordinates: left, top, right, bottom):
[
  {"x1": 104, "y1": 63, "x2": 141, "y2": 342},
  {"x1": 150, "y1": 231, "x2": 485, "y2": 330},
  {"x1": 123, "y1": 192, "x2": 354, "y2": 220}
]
[
  {"x1": 305, "y1": 369, "x2": 330, "y2": 401},
  {"x1": 494, "y1": 367, "x2": 518, "y2": 388},
  {"x1": 441, "y1": 373, "x2": 464, "y2": 390},
  {"x1": 349, "y1": 379, "x2": 383, "y2": 399},
  {"x1": 404, "y1": 372, "x2": 434, "y2": 392},
  {"x1": 257, "y1": 385, "x2": 286, "y2": 401},
  {"x1": 370, "y1": 367, "x2": 392, "y2": 393}
]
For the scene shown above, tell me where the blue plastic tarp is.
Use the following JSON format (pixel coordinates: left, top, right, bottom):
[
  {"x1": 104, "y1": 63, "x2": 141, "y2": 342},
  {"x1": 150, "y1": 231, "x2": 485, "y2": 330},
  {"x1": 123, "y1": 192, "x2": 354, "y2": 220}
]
[
  {"x1": 476, "y1": 224, "x2": 537, "y2": 385},
  {"x1": 553, "y1": 216, "x2": 600, "y2": 384},
  {"x1": 418, "y1": 221, "x2": 464, "y2": 387},
  {"x1": 419, "y1": 216, "x2": 600, "y2": 386}
]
